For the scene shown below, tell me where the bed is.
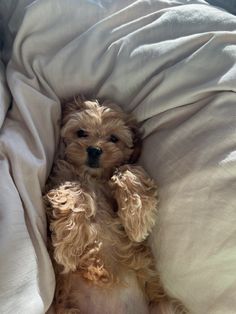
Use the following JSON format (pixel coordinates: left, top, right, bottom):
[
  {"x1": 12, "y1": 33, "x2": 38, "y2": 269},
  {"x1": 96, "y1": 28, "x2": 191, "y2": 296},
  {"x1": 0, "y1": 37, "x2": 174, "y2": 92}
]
[{"x1": 1, "y1": 0, "x2": 236, "y2": 313}]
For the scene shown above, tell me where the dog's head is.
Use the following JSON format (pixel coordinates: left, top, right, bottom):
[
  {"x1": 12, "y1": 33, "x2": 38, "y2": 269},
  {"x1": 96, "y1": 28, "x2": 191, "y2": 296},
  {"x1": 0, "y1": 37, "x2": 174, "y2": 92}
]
[{"x1": 61, "y1": 96, "x2": 142, "y2": 177}]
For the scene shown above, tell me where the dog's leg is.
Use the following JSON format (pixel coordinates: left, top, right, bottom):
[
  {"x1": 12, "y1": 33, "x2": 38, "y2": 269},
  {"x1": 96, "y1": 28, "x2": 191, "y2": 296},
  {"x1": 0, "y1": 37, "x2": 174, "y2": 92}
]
[
  {"x1": 53, "y1": 272, "x2": 81, "y2": 314},
  {"x1": 136, "y1": 261, "x2": 187, "y2": 314},
  {"x1": 109, "y1": 165, "x2": 158, "y2": 242},
  {"x1": 149, "y1": 301, "x2": 188, "y2": 314},
  {"x1": 44, "y1": 181, "x2": 98, "y2": 273},
  {"x1": 133, "y1": 255, "x2": 182, "y2": 314}
]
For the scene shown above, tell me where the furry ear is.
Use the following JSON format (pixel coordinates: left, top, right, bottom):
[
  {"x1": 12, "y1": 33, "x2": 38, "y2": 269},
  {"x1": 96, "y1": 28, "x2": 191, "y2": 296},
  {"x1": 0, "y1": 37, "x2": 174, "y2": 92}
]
[
  {"x1": 126, "y1": 116, "x2": 143, "y2": 164},
  {"x1": 101, "y1": 100, "x2": 123, "y2": 113},
  {"x1": 61, "y1": 95, "x2": 86, "y2": 125},
  {"x1": 61, "y1": 95, "x2": 100, "y2": 125}
]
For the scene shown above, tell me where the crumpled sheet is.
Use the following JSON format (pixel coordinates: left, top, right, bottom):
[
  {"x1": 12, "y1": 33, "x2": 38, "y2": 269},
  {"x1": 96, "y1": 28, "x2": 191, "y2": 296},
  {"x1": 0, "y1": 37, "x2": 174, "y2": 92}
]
[{"x1": 1, "y1": 1, "x2": 236, "y2": 313}]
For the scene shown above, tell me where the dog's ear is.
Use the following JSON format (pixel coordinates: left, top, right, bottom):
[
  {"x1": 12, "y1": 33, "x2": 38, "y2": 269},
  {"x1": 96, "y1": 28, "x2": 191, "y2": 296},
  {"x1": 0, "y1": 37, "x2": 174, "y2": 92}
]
[
  {"x1": 61, "y1": 95, "x2": 86, "y2": 124},
  {"x1": 61, "y1": 95, "x2": 101, "y2": 126},
  {"x1": 101, "y1": 100, "x2": 123, "y2": 113},
  {"x1": 125, "y1": 116, "x2": 143, "y2": 164}
]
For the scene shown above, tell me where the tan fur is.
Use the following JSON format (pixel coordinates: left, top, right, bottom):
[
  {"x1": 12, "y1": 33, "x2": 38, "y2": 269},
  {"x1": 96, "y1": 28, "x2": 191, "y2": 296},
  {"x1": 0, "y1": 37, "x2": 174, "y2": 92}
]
[{"x1": 44, "y1": 97, "x2": 186, "y2": 314}]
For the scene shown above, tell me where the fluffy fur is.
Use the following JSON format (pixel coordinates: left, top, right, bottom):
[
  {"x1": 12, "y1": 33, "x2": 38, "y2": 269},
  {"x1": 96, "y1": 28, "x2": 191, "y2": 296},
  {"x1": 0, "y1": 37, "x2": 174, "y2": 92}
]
[{"x1": 44, "y1": 97, "x2": 186, "y2": 314}]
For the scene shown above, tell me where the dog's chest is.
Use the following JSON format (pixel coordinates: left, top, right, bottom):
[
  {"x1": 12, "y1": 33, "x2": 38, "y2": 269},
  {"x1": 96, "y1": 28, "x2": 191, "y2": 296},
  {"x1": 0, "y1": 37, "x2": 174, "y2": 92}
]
[
  {"x1": 80, "y1": 177, "x2": 126, "y2": 263},
  {"x1": 83, "y1": 178, "x2": 116, "y2": 216}
]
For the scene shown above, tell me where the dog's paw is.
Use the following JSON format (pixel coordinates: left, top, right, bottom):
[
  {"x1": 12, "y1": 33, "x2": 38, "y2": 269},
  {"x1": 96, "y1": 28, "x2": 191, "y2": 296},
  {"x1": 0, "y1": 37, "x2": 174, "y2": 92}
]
[
  {"x1": 44, "y1": 182, "x2": 98, "y2": 272},
  {"x1": 44, "y1": 181, "x2": 96, "y2": 219},
  {"x1": 110, "y1": 165, "x2": 158, "y2": 242}
]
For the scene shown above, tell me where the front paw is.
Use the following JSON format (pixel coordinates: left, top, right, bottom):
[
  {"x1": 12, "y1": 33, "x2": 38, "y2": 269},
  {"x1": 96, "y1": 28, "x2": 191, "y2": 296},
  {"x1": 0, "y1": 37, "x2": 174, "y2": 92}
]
[
  {"x1": 43, "y1": 182, "x2": 97, "y2": 272},
  {"x1": 110, "y1": 165, "x2": 158, "y2": 242},
  {"x1": 44, "y1": 181, "x2": 96, "y2": 219}
]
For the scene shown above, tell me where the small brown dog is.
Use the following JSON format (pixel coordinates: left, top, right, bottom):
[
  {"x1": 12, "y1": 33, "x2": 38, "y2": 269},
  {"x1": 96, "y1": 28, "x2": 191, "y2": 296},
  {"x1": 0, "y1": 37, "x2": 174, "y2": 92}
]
[{"x1": 44, "y1": 97, "x2": 167, "y2": 314}]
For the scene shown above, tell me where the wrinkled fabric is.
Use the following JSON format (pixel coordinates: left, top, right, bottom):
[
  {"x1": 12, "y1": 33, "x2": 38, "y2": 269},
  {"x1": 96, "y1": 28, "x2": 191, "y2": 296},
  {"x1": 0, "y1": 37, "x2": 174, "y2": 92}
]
[{"x1": 1, "y1": 1, "x2": 236, "y2": 313}]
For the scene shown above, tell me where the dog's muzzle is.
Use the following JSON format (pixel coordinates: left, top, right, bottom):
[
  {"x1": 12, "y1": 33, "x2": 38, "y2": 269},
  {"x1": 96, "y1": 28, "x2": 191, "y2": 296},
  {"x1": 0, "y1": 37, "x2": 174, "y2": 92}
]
[{"x1": 86, "y1": 146, "x2": 103, "y2": 168}]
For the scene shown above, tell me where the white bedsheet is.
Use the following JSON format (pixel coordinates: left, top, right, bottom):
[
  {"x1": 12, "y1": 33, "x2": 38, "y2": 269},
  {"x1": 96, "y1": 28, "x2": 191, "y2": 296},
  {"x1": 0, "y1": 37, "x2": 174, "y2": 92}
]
[{"x1": 1, "y1": 1, "x2": 236, "y2": 313}]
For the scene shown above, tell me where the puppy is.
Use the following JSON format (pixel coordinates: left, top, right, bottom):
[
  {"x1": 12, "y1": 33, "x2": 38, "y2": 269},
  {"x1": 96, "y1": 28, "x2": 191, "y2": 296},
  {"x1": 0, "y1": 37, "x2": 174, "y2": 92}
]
[{"x1": 44, "y1": 97, "x2": 177, "y2": 314}]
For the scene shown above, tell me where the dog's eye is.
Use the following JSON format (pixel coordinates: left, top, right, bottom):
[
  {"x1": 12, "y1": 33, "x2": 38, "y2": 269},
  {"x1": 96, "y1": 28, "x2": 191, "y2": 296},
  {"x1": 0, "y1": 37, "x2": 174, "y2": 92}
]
[
  {"x1": 77, "y1": 129, "x2": 88, "y2": 138},
  {"x1": 110, "y1": 134, "x2": 119, "y2": 143}
]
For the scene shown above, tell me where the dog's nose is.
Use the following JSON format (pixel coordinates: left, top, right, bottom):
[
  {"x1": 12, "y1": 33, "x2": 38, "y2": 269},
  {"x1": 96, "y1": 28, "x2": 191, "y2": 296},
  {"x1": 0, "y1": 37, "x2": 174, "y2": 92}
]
[{"x1": 87, "y1": 146, "x2": 103, "y2": 158}]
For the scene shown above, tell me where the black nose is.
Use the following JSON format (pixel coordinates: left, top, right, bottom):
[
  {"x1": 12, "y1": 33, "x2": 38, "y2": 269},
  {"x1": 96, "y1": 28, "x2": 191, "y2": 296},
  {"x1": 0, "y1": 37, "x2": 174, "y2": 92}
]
[{"x1": 87, "y1": 146, "x2": 103, "y2": 159}]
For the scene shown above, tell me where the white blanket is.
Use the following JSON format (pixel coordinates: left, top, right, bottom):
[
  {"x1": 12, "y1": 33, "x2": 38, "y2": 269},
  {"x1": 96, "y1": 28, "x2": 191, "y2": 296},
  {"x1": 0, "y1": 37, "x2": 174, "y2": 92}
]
[{"x1": 1, "y1": 1, "x2": 236, "y2": 313}]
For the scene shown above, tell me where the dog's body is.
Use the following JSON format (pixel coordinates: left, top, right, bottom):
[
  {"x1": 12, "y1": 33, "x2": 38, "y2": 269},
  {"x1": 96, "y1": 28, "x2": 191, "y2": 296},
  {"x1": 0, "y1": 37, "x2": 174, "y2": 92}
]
[{"x1": 44, "y1": 97, "x2": 170, "y2": 313}]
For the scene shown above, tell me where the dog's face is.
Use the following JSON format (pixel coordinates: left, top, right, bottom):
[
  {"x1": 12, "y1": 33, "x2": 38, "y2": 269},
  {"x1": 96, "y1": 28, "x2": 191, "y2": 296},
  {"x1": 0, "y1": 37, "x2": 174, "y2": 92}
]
[{"x1": 61, "y1": 98, "x2": 141, "y2": 177}]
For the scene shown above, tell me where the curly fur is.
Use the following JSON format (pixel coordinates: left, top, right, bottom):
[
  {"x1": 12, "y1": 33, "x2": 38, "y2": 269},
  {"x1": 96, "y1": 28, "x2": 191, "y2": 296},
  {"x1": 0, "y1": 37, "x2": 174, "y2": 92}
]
[{"x1": 44, "y1": 97, "x2": 187, "y2": 314}]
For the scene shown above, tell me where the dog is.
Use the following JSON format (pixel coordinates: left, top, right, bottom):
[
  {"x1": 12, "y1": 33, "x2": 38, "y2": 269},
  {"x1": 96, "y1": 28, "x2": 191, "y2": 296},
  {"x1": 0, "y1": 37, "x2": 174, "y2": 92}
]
[{"x1": 43, "y1": 96, "x2": 183, "y2": 314}]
